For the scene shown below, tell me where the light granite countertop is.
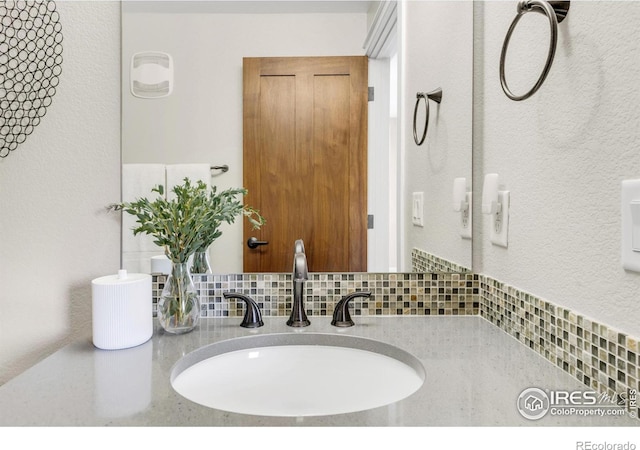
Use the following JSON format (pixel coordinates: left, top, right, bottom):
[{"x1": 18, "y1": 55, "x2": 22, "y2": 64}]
[{"x1": 0, "y1": 316, "x2": 637, "y2": 426}]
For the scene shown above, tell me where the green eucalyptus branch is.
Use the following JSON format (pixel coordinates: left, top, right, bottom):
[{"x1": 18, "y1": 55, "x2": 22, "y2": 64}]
[{"x1": 110, "y1": 178, "x2": 265, "y2": 264}]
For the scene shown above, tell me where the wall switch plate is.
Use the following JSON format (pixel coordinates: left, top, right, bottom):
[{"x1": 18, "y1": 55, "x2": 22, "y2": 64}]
[
  {"x1": 621, "y1": 180, "x2": 640, "y2": 272},
  {"x1": 460, "y1": 192, "x2": 472, "y2": 239},
  {"x1": 490, "y1": 191, "x2": 509, "y2": 247},
  {"x1": 412, "y1": 192, "x2": 424, "y2": 227},
  {"x1": 459, "y1": 192, "x2": 473, "y2": 239}
]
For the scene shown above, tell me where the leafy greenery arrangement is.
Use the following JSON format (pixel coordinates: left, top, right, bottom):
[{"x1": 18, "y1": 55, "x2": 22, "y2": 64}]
[{"x1": 111, "y1": 178, "x2": 265, "y2": 264}]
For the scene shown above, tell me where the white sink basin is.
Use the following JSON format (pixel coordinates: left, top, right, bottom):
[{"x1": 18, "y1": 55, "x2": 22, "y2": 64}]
[{"x1": 170, "y1": 333, "x2": 425, "y2": 417}]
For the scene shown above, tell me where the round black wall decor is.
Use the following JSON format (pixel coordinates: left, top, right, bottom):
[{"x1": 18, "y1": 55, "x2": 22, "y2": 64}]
[{"x1": 0, "y1": 0, "x2": 63, "y2": 158}]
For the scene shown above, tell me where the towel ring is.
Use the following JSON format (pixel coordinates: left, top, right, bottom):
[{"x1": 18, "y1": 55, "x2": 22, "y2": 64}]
[
  {"x1": 499, "y1": 0, "x2": 570, "y2": 101},
  {"x1": 413, "y1": 88, "x2": 443, "y2": 146}
]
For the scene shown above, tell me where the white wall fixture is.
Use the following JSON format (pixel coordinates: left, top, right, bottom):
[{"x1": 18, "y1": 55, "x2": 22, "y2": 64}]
[
  {"x1": 482, "y1": 173, "x2": 510, "y2": 248},
  {"x1": 412, "y1": 192, "x2": 424, "y2": 227},
  {"x1": 130, "y1": 51, "x2": 173, "y2": 98},
  {"x1": 453, "y1": 177, "x2": 472, "y2": 239},
  {"x1": 621, "y1": 179, "x2": 640, "y2": 272}
]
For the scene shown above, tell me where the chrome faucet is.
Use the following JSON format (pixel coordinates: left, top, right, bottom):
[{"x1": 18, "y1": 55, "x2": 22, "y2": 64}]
[{"x1": 287, "y1": 240, "x2": 310, "y2": 327}]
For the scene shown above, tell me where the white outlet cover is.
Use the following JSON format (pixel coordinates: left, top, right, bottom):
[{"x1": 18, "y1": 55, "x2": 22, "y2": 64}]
[
  {"x1": 490, "y1": 191, "x2": 509, "y2": 247},
  {"x1": 412, "y1": 192, "x2": 424, "y2": 227}
]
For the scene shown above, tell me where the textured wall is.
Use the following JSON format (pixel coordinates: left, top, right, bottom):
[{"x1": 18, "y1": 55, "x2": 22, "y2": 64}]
[
  {"x1": 474, "y1": 1, "x2": 640, "y2": 337},
  {"x1": 401, "y1": 1, "x2": 474, "y2": 271},
  {"x1": 0, "y1": 2, "x2": 121, "y2": 384}
]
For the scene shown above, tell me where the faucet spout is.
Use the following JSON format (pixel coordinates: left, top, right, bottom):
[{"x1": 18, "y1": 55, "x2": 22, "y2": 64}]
[
  {"x1": 287, "y1": 251, "x2": 310, "y2": 327},
  {"x1": 293, "y1": 252, "x2": 308, "y2": 281}
]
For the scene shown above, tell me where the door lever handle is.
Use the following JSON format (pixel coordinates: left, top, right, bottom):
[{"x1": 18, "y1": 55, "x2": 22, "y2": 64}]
[{"x1": 247, "y1": 237, "x2": 269, "y2": 249}]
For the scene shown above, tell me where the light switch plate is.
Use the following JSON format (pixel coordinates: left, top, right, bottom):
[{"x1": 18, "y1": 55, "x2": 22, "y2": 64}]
[
  {"x1": 412, "y1": 192, "x2": 424, "y2": 227},
  {"x1": 490, "y1": 191, "x2": 509, "y2": 247},
  {"x1": 621, "y1": 180, "x2": 640, "y2": 272}
]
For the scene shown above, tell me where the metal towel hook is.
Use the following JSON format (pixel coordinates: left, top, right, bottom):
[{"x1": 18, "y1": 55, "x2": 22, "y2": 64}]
[
  {"x1": 413, "y1": 88, "x2": 443, "y2": 146},
  {"x1": 499, "y1": 0, "x2": 570, "y2": 101}
]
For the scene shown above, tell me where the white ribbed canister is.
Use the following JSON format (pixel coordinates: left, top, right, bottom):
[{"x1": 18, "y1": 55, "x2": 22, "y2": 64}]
[{"x1": 91, "y1": 270, "x2": 152, "y2": 350}]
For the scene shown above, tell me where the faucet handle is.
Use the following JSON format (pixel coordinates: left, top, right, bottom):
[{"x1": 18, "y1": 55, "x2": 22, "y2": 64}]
[
  {"x1": 223, "y1": 292, "x2": 264, "y2": 328},
  {"x1": 331, "y1": 291, "x2": 372, "y2": 327}
]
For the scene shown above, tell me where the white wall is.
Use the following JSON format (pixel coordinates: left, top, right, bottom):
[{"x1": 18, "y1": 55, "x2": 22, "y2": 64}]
[
  {"x1": 122, "y1": 11, "x2": 367, "y2": 272},
  {"x1": 474, "y1": 1, "x2": 640, "y2": 337},
  {"x1": 0, "y1": 2, "x2": 121, "y2": 385},
  {"x1": 401, "y1": 1, "x2": 473, "y2": 270}
]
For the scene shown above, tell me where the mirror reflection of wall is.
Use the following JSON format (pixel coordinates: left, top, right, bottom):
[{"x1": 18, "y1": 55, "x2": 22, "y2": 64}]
[
  {"x1": 121, "y1": 1, "x2": 473, "y2": 274},
  {"x1": 401, "y1": 1, "x2": 473, "y2": 273}
]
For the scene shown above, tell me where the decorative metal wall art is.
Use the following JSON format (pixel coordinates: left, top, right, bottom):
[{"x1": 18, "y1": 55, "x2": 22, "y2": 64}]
[{"x1": 0, "y1": 0, "x2": 63, "y2": 158}]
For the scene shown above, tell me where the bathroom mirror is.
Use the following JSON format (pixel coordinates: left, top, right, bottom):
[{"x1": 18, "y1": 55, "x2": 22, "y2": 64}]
[{"x1": 121, "y1": 0, "x2": 473, "y2": 274}]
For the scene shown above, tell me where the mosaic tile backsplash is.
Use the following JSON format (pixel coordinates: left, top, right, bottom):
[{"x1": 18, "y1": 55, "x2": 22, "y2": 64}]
[
  {"x1": 152, "y1": 272, "x2": 480, "y2": 318},
  {"x1": 411, "y1": 248, "x2": 471, "y2": 273},
  {"x1": 480, "y1": 276, "x2": 639, "y2": 417},
  {"x1": 150, "y1": 248, "x2": 640, "y2": 418}
]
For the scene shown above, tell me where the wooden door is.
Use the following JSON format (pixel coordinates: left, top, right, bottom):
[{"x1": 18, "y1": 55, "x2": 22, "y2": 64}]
[{"x1": 243, "y1": 56, "x2": 368, "y2": 273}]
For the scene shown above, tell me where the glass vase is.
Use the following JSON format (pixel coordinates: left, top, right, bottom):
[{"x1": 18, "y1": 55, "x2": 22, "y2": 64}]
[
  {"x1": 190, "y1": 250, "x2": 212, "y2": 274},
  {"x1": 157, "y1": 262, "x2": 200, "y2": 334}
]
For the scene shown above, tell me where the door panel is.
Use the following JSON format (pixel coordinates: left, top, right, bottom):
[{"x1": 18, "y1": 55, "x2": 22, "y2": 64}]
[
  {"x1": 311, "y1": 75, "x2": 350, "y2": 270},
  {"x1": 243, "y1": 56, "x2": 368, "y2": 273}
]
